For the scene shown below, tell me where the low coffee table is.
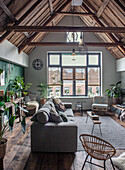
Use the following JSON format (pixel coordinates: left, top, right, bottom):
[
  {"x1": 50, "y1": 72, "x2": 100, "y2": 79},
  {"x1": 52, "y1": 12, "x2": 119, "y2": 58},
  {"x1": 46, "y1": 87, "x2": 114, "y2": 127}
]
[{"x1": 86, "y1": 111, "x2": 102, "y2": 135}]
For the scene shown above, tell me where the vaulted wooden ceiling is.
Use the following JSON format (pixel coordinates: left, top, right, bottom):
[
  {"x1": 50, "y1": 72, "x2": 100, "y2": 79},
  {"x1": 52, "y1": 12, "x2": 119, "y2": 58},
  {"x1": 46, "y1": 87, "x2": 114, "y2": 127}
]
[{"x1": 0, "y1": 0, "x2": 124, "y2": 59}]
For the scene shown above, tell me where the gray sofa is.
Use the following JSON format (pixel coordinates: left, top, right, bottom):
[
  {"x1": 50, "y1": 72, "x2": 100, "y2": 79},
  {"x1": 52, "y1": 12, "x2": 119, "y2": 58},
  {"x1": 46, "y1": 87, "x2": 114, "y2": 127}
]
[{"x1": 31, "y1": 99, "x2": 77, "y2": 153}]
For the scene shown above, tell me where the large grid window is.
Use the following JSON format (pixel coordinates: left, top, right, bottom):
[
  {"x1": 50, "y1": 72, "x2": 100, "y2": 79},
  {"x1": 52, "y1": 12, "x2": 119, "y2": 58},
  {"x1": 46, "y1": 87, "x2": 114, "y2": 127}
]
[{"x1": 48, "y1": 53, "x2": 101, "y2": 97}]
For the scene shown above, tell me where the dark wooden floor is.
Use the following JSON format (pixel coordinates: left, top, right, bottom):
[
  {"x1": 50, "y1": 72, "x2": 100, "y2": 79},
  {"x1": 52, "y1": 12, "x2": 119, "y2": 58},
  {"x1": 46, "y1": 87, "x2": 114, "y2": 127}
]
[{"x1": 3, "y1": 113, "x2": 125, "y2": 170}]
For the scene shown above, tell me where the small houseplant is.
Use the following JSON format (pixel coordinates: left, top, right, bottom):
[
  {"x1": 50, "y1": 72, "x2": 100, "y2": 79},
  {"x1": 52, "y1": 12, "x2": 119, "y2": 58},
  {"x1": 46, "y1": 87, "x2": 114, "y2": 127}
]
[
  {"x1": 37, "y1": 83, "x2": 49, "y2": 105},
  {"x1": 105, "y1": 81, "x2": 122, "y2": 104},
  {"x1": 8, "y1": 76, "x2": 32, "y2": 97}
]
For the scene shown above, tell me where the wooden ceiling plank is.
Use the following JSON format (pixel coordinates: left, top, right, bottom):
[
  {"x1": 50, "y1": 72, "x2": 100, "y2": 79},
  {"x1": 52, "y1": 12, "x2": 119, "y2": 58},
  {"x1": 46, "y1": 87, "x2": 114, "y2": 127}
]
[
  {"x1": 82, "y1": 1, "x2": 125, "y2": 55},
  {"x1": 18, "y1": 0, "x2": 72, "y2": 54},
  {"x1": 23, "y1": 42, "x2": 124, "y2": 47},
  {"x1": 0, "y1": 0, "x2": 44, "y2": 43},
  {"x1": 0, "y1": 0, "x2": 16, "y2": 22},
  {"x1": 20, "y1": 1, "x2": 48, "y2": 26},
  {"x1": 96, "y1": 0, "x2": 110, "y2": 18},
  {"x1": 109, "y1": 1, "x2": 125, "y2": 25},
  {"x1": 3, "y1": 26, "x2": 125, "y2": 33}
]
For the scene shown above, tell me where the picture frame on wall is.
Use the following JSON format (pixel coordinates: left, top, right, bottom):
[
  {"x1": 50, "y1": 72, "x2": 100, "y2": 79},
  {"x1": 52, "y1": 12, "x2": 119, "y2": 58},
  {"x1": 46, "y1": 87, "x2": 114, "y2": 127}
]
[{"x1": 0, "y1": 71, "x2": 5, "y2": 86}]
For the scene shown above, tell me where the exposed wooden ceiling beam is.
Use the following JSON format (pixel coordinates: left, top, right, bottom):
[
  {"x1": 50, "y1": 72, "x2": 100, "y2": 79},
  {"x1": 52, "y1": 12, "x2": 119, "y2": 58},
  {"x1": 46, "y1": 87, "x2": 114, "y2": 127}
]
[
  {"x1": 96, "y1": 0, "x2": 110, "y2": 18},
  {"x1": 24, "y1": 42, "x2": 125, "y2": 47},
  {"x1": 55, "y1": 11, "x2": 94, "y2": 16},
  {"x1": 0, "y1": 0, "x2": 16, "y2": 22},
  {"x1": 48, "y1": 0, "x2": 55, "y2": 26},
  {"x1": 18, "y1": 0, "x2": 72, "y2": 54},
  {"x1": 2, "y1": 26, "x2": 125, "y2": 33},
  {"x1": 23, "y1": 42, "x2": 124, "y2": 47},
  {"x1": 0, "y1": 0, "x2": 43, "y2": 43},
  {"x1": 82, "y1": 1, "x2": 125, "y2": 55}
]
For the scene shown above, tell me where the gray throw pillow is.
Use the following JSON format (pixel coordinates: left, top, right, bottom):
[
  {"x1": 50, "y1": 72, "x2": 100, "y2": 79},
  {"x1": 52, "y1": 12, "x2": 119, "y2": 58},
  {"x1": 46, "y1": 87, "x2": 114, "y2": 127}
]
[
  {"x1": 31, "y1": 108, "x2": 50, "y2": 124},
  {"x1": 59, "y1": 112, "x2": 68, "y2": 122},
  {"x1": 37, "y1": 112, "x2": 49, "y2": 124},
  {"x1": 49, "y1": 108, "x2": 63, "y2": 123}
]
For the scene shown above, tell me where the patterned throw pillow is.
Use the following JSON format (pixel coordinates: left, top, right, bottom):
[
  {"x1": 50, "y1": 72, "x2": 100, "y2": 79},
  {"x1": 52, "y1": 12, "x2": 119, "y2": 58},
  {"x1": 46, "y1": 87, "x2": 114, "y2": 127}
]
[
  {"x1": 55, "y1": 103, "x2": 66, "y2": 112},
  {"x1": 53, "y1": 97, "x2": 62, "y2": 105}
]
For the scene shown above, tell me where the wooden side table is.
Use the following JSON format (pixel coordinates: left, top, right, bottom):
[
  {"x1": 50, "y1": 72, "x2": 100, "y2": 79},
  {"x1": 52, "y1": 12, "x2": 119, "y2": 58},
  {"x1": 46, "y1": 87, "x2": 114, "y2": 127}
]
[{"x1": 86, "y1": 111, "x2": 102, "y2": 135}]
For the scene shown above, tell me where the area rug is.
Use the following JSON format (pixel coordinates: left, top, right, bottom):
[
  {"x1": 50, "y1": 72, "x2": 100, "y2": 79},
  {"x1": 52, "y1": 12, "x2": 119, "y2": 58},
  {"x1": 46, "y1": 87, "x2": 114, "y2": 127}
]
[{"x1": 75, "y1": 116, "x2": 125, "y2": 151}]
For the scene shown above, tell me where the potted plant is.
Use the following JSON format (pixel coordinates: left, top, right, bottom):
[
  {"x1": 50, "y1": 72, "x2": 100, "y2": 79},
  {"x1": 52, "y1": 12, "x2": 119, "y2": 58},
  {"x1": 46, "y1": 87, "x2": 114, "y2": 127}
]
[
  {"x1": 0, "y1": 99, "x2": 22, "y2": 169},
  {"x1": 0, "y1": 102, "x2": 9, "y2": 169},
  {"x1": 105, "y1": 81, "x2": 122, "y2": 104},
  {"x1": 22, "y1": 82, "x2": 32, "y2": 96},
  {"x1": 9, "y1": 76, "x2": 32, "y2": 98},
  {"x1": 37, "y1": 83, "x2": 49, "y2": 105}
]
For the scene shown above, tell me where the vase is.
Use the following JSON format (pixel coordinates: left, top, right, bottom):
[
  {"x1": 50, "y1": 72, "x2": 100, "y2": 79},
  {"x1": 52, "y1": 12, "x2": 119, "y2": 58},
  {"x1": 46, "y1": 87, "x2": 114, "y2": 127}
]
[{"x1": 0, "y1": 138, "x2": 7, "y2": 159}]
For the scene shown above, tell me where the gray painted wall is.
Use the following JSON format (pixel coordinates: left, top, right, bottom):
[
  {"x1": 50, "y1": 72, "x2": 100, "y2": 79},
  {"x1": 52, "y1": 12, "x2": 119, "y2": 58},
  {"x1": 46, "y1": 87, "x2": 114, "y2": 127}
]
[
  {"x1": 0, "y1": 40, "x2": 29, "y2": 67},
  {"x1": 117, "y1": 58, "x2": 125, "y2": 72},
  {"x1": 25, "y1": 16, "x2": 120, "y2": 109}
]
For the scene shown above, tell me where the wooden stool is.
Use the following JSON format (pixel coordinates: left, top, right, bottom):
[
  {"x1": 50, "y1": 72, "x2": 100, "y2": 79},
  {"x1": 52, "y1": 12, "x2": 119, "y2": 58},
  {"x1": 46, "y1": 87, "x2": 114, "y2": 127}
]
[{"x1": 92, "y1": 120, "x2": 102, "y2": 135}]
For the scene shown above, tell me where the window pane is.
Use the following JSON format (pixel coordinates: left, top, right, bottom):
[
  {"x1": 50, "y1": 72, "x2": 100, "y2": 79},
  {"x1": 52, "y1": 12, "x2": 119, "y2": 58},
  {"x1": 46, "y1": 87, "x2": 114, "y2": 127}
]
[
  {"x1": 88, "y1": 86, "x2": 100, "y2": 96},
  {"x1": 50, "y1": 54, "x2": 60, "y2": 65},
  {"x1": 48, "y1": 67, "x2": 61, "y2": 84},
  {"x1": 75, "y1": 68, "x2": 86, "y2": 79},
  {"x1": 48, "y1": 86, "x2": 61, "y2": 97},
  {"x1": 88, "y1": 67, "x2": 100, "y2": 86},
  {"x1": 63, "y1": 80, "x2": 73, "y2": 95},
  {"x1": 76, "y1": 80, "x2": 85, "y2": 95},
  {"x1": 88, "y1": 54, "x2": 99, "y2": 65},
  {"x1": 63, "y1": 68, "x2": 73, "y2": 79},
  {"x1": 62, "y1": 54, "x2": 86, "y2": 66}
]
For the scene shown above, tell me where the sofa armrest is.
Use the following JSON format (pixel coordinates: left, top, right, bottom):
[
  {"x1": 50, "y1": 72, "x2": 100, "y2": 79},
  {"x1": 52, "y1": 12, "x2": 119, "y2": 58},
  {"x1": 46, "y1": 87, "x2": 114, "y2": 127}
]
[{"x1": 63, "y1": 102, "x2": 72, "y2": 109}]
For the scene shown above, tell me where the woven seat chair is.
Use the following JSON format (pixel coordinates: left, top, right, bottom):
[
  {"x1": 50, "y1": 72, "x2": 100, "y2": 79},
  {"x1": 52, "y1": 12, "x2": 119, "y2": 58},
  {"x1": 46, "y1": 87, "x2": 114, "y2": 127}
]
[{"x1": 79, "y1": 134, "x2": 116, "y2": 170}]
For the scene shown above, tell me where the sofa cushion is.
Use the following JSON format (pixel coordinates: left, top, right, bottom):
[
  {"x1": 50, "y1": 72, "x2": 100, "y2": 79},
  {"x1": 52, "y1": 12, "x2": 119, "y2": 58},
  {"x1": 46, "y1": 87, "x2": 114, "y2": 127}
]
[
  {"x1": 31, "y1": 108, "x2": 50, "y2": 124},
  {"x1": 64, "y1": 109, "x2": 74, "y2": 117},
  {"x1": 49, "y1": 108, "x2": 63, "y2": 123}
]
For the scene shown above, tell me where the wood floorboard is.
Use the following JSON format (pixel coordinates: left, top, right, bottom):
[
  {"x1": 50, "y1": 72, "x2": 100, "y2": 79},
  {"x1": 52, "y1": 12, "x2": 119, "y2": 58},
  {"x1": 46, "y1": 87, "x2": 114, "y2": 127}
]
[{"x1": 3, "y1": 114, "x2": 125, "y2": 170}]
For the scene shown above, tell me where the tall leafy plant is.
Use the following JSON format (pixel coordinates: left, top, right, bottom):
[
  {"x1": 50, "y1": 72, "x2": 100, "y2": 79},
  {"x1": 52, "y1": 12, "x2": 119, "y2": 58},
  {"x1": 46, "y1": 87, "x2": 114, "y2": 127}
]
[
  {"x1": 105, "y1": 81, "x2": 122, "y2": 98},
  {"x1": 37, "y1": 83, "x2": 49, "y2": 99}
]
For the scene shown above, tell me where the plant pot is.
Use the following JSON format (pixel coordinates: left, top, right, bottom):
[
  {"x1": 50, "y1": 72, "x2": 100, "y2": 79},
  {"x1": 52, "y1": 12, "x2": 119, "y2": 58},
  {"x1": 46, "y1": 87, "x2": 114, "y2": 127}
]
[
  {"x1": 113, "y1": 97, "x2": 122, "y2": 104},
  {"x1": 0, "y1": 138, "x2": 7, "y2": 159},
  {"x1": 40, "y1": 98, "x2": 46, "y2": 105}
]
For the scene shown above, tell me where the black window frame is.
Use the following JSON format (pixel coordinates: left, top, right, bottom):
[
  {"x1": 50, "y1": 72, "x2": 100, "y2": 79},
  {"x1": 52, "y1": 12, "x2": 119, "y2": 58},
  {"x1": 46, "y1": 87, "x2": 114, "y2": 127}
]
[{"x1": 48, "y1": 52, "x2": 101, "y2": 97}]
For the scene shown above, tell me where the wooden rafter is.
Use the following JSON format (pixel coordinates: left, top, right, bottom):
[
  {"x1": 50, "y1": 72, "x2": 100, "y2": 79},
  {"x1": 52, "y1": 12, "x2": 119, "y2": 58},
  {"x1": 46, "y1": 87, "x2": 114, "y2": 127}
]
[
  {"x1": 55, "y1": 11, "x2": 94, "y2": 16},
  {"x1": 0, "y1": 0, "x2": 43, "y2": 43},
  {"x1": 48, "y1": 0, "x2": 55, "y2": 25},
  {"x1": 2, "y1": 26, "x2": 125, "y2": 33},
  {"x1": 96, "y1": 0, "x2": 110, "y2": 18},
  {"x1": 18, "y1": 0, "x2": 72, "y2": 54},
  {"x1": 23, "y1": 42, "x2": 125, "y2": 47},
  {"x1": 0, "y1": 0, "x2": 16, "y2": 22},
  {"x1": 82, "y1": 1, "x2": 125, "y2": 55}
]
